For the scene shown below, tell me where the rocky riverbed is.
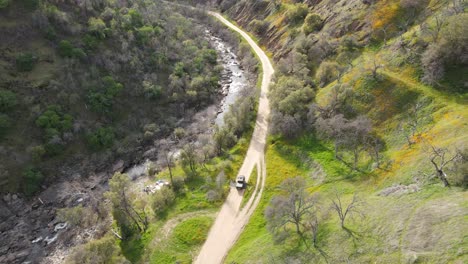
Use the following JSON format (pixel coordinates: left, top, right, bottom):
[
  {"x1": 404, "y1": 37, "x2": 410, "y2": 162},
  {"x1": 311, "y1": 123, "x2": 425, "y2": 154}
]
[{"x1": 0, "y1": 28, "x2": 248, "y2": 264}]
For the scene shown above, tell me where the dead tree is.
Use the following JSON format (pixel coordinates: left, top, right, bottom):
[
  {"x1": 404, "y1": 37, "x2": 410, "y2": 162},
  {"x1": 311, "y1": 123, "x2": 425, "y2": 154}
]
[
  {"x1": 429, "y1": 145, "x2": 461, "y2": 187},
  {"x1": 331, "y1": 191, "x2": 363, "y2": 229}
]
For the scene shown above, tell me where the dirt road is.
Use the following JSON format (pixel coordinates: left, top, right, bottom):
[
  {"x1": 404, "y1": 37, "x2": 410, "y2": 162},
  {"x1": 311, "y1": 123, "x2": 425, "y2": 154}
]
[{"x1": 194, "y1": 12, "x2": 274, "y2": 264}]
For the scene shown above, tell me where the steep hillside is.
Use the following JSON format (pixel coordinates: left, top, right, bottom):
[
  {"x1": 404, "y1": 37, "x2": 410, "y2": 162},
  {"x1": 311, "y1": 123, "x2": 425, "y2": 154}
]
[
  {"x1": 211, "y1": 0, "x2": 468, "y2": 263},
  {"x1": 0, "y1": 0, "x2": 226, "y2": 194}
]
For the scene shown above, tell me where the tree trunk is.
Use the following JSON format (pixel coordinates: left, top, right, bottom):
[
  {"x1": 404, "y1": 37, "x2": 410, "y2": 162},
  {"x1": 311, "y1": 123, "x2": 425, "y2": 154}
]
[{"x1": 437, "y1": 169, "x2": 450, "y2": 187}]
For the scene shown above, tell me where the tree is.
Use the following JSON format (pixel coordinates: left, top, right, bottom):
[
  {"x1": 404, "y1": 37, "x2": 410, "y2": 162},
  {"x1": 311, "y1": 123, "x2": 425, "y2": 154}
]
[
  {"x1": 16, "y1": 53, "x2": 37, "y2": 72},
  {"x1": 88, "y1": 17, "x2": 107, "y2": 39},
  {"x1": 399, "y1": 97, "x2": 433, "y2": 146},
  {"x1": 331, "y1": 190, "x2": 364, "y2": 229},
  {"x1": 265, "y1": 177, "x2": 319, "y2": 245},
  {"x1": 302, "y1": 13, "x2": 323, "y2": 35},
  {"x1": 151, "y1": 187, "x2": 175, "y2": 217},
  {"x1": 87, "y1": 127, "x2": 115, "y2": 150},
  {"x1": 105, "y1": 173, "x2": 148, "y2": 238},
  {"x1": 158, "y1": 139, "x2": 176, "y2": 187},
  {"x1": 428, "y1": 145, "x2": 461, "y2": 187},
  {"x1": 65, "y1": 235, "x2": 129, "y2": 264},
  {"x1": 180, "y1": 142, "x2": 199, "y2": 177},
  {"x1": 0, "y1": 90, "x2": 17, "y2": 112}
]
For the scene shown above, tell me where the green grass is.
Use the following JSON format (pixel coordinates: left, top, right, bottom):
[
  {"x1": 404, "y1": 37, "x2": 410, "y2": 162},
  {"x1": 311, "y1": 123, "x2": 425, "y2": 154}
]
[{"x1": 149, "y1": 216, "x2": 214, "y2": 264}]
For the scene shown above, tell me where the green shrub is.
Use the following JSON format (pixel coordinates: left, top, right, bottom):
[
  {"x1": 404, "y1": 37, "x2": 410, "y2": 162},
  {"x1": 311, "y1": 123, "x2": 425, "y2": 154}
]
[
  {"x1": 16, "y1": 53, "x2": 37, "y2": 72},
  {"x1": 35, "y1": 105, "x2": 73, "y2": 136},
  {"x1": 44, "y1": 26, "x2": 57, "y2": 41},
  {"x1": 22, "y1": 167, "x2": 43, "y2": 196},
  {"x1": 137, "y1": 26, "x2": 154, "y2": 44},
  {"x1": 315, "y1": 61, "x2": 342, "y2": 87},
  {"x1": 87, "y1": 76, "x2": 123, "y2": 113},
  {"x1": 87, "y1": 126, "x2": 115, "y2": 150},
  {"x1": 302, "y1": 13, "x2": 322, "y2": 35},
  {"x1": 83, "y1": 34, "x2": 99, "y2": 51},
  {"x1": 286, "y1": 3, "x2": 309, "y2": 26},
  {"x1": 151, "y1": 187, "x2": 175, "y2": 217},
  {"x1": 0, "y1": 0, "x2": 10, "y2": 9},
  {"x1": 30, "y1": 145, "x2": 45, "y2": 162},
  {"x1": 249, "y1": 19, "x2": 269, "y2": 34},
  {"x1": 88, "y1": 17, "x2": 107, "y2": 39},
  {"x1": 58, "y1": 40, "x2": 74, "y2": 57},
  {"x1": 0, "y1": 90, "x2": 17, "y2": 112},
  {"x1": 71, "y1": 48, "x2": 87, "y2": 59}
]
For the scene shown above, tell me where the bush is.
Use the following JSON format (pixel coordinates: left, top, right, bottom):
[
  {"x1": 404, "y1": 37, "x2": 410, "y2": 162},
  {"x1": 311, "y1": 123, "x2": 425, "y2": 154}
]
[
  {"x1": 87, "y1": 127, "x2": 115, "y2": 150},
  {"x1": 66, "y1": 235, "x2": 127, "y2": 264},
  {"x1": 151, "y1": 187, "x2": 175, "y2": 216},
  {"x1": 137, "y1": 26, "x2": 154, "y2": 44},
  {"x1": 58, "y1": 40, "x2": 74, "y2": 57},
  {"x1": 286, "y1": 4, "x2": 309, "y2": 26},
  {"x1": 302, "y1": 13, "x2": 322, "y2": 35},
  {"x1": 0, "y1": 0, "x2": 10, "y2": 9},
  {"x1": 315, "y1": 61, "x2": 342, "y2": 87},
  {"x1": 249, "y1": 19, "x2": 269, "y2": 34},
  {"x1": 16, "y1": 53, "x2": 37, "y2": 72},
  {"x1": 35, "y1": 105, "x2": 73, "y2": 138},
  {"x1": 87, "y1": 76, "x2": 123, "y2": 113},
  {"x1": 30, "y1": 145, "x2": 46, "y2": 162},
  {"x1": 88, "y1": 17, "x2": 107, "y2": 39},
  {"x1": 22, "y1": 167, "x2": 44, "y2": 196},
  {"x1": 0, "y1": 90, "x2": 17, "y2": 112},
  {"x1": 57, "y1": 205, "x2": 95, "y2": 227}
]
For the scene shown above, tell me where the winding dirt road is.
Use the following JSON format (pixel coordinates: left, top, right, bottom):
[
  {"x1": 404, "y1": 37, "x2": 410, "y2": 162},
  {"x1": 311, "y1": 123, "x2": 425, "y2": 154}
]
[{"x1": 194, "y1": 12, "x2": 274, "y2": 264}]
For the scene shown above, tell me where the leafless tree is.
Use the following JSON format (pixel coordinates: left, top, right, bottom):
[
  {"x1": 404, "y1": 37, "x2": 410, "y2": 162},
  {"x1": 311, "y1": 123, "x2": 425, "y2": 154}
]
[
  {"x1": 428, "y1": 145, "x2": 461, "y2": 187},
  {"x1": 400, "y1": 98, "x2": 432, "y2": 146},
  {"x1": 158, "y1": 139, "x2": 176, "y2": 187},
  {"x1": 421, "y1": 15, "x2": 446, "y2": 43},
  {"x1": 265, "y1": 177, "x2": 319, "y2": 245},
  {"x1": 331, "y1": 191, "x2": 364, "y2": 230}
]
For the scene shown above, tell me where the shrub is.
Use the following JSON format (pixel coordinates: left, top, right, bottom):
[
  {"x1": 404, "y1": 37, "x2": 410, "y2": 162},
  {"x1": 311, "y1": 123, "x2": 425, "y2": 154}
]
[
  {"x1": 137, "y1": 26, "x2": 154, "y2": 44},
  {"x1": 286, "y1": 3, "x2": 309, "y2": 26},
  {"x1": 302, "y1": 13, "x2": 322, "y2": 35},
  {"x1": 151, "y1": 187, "x2": 175, "y2": 216},
  {"x1": 30, "y1": 145, "x2": 46, "y2": 162},
  {"x1": 22, "y1": 167, "x2": 44, "y2": 196},
  {"x1": 35, "y1": 105, "x2": 73, "y2": 137},
  {"x1": 249, "y1": 19, "x2": 269, "y2": 34},
  {"x1": 88, "y1": 17, "x2": 107, "y2": 39},
  {"x1": 0, "y1": 0, "x2": 10, "y2": 9},
  {"x1": 0, "y1": 90, "x2": 17, "y2": 112},
  {"x1": 315, "y1": 61, "x2": 342, "y2": 87},
  {"x1": 87, "y1": 127, "x2": 115, "y2": 150},
  {"x1": 87, "y1": 76, "x2": 123, "y2": 113},
  {"x1": 57, "y1": 205, "x2": 95, "y2": 227},
  {"x1": 58, "y1": 40, "x2": 74, "y2": 57},
  {"x1": 16, "y1": 53, "x2": 37, "y2": 72}
]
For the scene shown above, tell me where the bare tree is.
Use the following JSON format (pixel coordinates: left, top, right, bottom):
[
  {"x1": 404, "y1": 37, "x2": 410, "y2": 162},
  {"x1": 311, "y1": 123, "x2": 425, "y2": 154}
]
[
  {"x1": 158, "y1": 139, "x2": 176, "y2": 187},
  {"x1": 265, "y1": 177, "x2": 319, "y2": 245},
  {"x1": 331, "y1": 191, "x2": 364, "y2": 230},
  {"x1": 421, "y1": 15, "x2": 446, "y2": 43},
  {"x1": 400, "y1": 98, "x2": 432, "y2": 146},
  {"x1": 429, "y1": 145, "x2": 461, "y2": 187}
]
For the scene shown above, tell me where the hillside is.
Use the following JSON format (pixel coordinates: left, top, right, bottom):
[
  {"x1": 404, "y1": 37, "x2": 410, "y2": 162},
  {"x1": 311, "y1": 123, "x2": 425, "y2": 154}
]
[{"x1": 211, "y1": 0, "x2": 468, "y2": 263}]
